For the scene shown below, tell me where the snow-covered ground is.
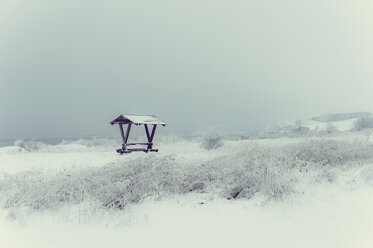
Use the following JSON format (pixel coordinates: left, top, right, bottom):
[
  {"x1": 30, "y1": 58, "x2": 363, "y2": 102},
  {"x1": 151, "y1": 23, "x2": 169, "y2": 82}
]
[
  {"x1": 1, "y1": 186, "x2": 373, "y2": 248},
  {"x1": 0, "y1": 133, "x2": 373, "y2": 248}
]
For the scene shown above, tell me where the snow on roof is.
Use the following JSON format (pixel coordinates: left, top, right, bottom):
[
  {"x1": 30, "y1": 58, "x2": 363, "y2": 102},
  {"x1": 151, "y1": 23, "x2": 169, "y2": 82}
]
[{"x1": 110, "y1": 114, "x2": 167, "y2": 126}]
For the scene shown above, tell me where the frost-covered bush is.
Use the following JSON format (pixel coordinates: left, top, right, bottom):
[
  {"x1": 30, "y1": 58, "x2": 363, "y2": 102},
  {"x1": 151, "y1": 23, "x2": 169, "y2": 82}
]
[
  {"x1": 353, "y1": 116, "x2": 373, "y2": 131},
  {"x1": 0, "y1": 148, "x2": 294, "y2": 213},
  {"x1": 201, "y1": 134, "x2": 223, "y2": 150},
  {"x1": 1, "y1": 138, "x2": 373, "y2": 216},
  {"x1": 215, "y1": 145, "x2": 303, "y2": 200},
  {"x1": 0, "y1": 156, "x2": 190, "y2": 211},
  {"x1": 0, "y1": 151, "x2": 297, "y2": 212},
  {"x1": 223, "y1": 158, "x2": 297, "y2": 200},
  {"x1": 14, "y1": 139, "x2": 46, "y2": 152},
  {"x1": 290, "y1": 140, "x2": 373, "y2": 166}
]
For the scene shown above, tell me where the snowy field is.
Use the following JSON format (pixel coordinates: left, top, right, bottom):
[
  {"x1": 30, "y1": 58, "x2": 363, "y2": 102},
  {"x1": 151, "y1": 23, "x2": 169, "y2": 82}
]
[{"x1": 1, "y1": 132, "x2": 373, "y2": 248}]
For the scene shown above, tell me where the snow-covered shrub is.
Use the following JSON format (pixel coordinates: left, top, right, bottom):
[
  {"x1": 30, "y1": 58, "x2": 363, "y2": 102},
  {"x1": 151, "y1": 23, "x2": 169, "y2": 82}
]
[
  {"x1": 0, "y1": 151, "x2": 296, "y2": 212},
  {"x1": 1, "y1": 137, "x2": 373, "y2": 216},
  {"x1": 290, "y1": 139, "x2": 373, "y2": 166},
  {"x1": 14, "y1": 139, "x2": 46, "y2": 152},
  {"x1": 0, "y1": 156, "x2": 183, "y2": 211},
  {"x1": 353, "y1": 116, "x2": 373, "y2": 131},
  {"x1": 218, "y1": 146, "x2": 300, "y2": 200},
  {"x1": 201, "y1": 134, "x2": 223, "y2": 150}
]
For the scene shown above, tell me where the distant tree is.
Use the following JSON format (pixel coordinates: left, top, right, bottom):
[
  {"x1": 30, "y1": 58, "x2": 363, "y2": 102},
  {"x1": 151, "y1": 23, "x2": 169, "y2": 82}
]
[
  {"x1": 326, "y1": 123, "x2": 337, "y2": 134},
  {"x1": 295, "y1": 120, "x2": 302, "y2": 129},
  {"x1": 201, "y1": 134, "x2": 223, "y2": 150},
  {"x1": 295, "y1": 120, "x2": 302, "y2": 133},
  {"x1": 353, "y1": 116, "x2": 373, "y2": 131}
]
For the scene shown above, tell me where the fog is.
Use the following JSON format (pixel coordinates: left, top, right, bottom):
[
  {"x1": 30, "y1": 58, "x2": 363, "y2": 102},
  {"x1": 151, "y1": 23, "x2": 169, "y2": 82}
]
[{"x1": 1, "y1": 0, "x2": 373, "y2": 138}]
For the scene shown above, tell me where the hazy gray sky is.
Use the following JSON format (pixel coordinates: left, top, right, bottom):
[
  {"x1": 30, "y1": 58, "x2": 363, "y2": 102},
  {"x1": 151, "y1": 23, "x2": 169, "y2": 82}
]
[{"x1": 1, "y1": 0, "x2": 373, "y2": 138}]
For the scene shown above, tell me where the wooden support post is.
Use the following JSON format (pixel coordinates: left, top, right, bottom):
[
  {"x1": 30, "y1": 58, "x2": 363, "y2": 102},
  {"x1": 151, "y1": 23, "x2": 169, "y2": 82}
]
[
  {"x1": 149, "y1": 125, "x2": 157, "y2": 149},
  {"x1": 144, "y1": 124, "x2": 150, "y2": 141},
  {"x1": 125, "y1": 124, "x2": 132, "y2": 145},
  {"x1": 144, "y1": 124, "x2": 157, "y2": 149},
  {"x1": 119, "y1": 123, "x2": 132, "y2": 151},
  {"x1": 150, "y1": 124, "x2": 157, "y2": 142},
  {"x1": 150, "y1": 125, "x2": 157, "y2": 142},
  {"x1": 119, "y1": 124, "x2": 126, "y2": 150}
]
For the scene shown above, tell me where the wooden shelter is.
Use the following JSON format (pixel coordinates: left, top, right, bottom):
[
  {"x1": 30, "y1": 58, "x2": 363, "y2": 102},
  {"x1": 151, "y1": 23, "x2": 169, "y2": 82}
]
[{"x1": 110, "y1": 114, "x2": 167, "y2": 154}]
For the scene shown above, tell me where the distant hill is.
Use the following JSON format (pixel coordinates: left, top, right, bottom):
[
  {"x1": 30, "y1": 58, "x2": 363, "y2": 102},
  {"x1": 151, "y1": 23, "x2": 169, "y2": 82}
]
[
  {"x1": 260, "y1": 112, "x2": 373, "y2": 137},
  {"x1": 311, "y1": 112, "x2": 372, "y2": 122}
]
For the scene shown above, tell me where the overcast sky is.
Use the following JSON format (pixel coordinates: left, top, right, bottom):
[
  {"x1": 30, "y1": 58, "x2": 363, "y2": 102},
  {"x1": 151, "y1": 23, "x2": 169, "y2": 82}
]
[{"x1": 1, "y1": 0, "x2": 373, "y2": 138}]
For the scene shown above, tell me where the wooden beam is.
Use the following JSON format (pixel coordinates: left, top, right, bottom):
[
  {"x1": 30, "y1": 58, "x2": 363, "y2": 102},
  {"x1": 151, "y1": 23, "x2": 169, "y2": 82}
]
[{"x1": 126, "y1": 142, "x2": 153, "y2": 146}]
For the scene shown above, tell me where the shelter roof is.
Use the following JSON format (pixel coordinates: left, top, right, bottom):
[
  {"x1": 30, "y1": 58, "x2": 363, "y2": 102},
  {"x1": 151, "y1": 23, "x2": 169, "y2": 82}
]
[{"x1": 110, "y1": 114, "x2": 167, "y2": 126}]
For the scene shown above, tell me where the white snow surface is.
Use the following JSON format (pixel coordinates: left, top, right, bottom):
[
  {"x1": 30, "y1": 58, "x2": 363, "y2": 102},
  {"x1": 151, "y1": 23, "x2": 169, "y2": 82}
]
[
  {"x1": 1, "y1": 186, "x2": 372, "y2": 248},
  {"x1": 0, "y1": 134, "x2": 373, "y2": 248}
]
